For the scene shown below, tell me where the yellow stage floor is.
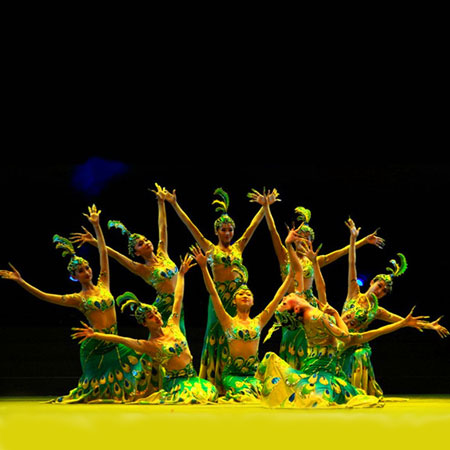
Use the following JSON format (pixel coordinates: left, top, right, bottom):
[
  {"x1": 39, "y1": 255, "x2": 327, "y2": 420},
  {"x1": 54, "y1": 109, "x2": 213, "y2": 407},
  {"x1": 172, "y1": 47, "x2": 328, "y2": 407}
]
[{"x1": 1, "y1": 395, "x2": 449, "y2": 450}]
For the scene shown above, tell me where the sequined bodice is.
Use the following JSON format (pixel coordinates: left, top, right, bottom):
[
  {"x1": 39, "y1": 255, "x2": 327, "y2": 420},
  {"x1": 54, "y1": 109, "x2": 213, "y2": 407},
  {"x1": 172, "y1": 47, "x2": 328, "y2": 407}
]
[
  {"x1": 152, "y1": 317, "x2": 189, "y2": 366},
  {"x1": 224, "y1": 317, "x2": 261, "y2": 342},
  {"x1": 341, "y1": 293, "x2": 378, "y2": 332},
  {"x1": 144, "y1": 250, "x2": 179, "y2": 288},
  {"x1": 79, "y1": 277, "x2": 114, "y2": 313},
  {"x1": 207, "y1": 244, "x2": 248, "y2": 282}
]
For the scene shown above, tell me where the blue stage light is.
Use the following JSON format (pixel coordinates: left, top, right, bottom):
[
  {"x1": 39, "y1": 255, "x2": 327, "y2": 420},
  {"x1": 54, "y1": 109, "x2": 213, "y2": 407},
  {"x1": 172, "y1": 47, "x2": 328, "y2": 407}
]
[{"x1": 72, "y1": 157, "x2": 129, "y2": 195}]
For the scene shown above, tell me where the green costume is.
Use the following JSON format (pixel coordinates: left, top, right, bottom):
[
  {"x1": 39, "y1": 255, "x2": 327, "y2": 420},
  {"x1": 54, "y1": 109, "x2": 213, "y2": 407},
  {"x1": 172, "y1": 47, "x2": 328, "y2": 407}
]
[
  {"x1": 133, "y1": 315, "x2": 218, "y2": 404},
  {"x1": 51, "y1": 276, "x2": 147, "y2": 404},
  {"x1": 219, "y1": 317, "x2": 262, "y2": 403}
]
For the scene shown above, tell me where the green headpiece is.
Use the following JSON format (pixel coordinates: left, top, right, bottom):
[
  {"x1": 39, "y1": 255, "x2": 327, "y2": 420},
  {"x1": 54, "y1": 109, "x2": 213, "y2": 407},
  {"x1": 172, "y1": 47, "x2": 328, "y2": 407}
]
[
  {"x1": 373, "y1": 253, "x2": 408, "y2": 293},
  {"x1": 263, "y1": 308, "x2": 303, "y2": 343},
  {"x1": 116, "y1": 291, "x2": 158, "y2": 325},
  {"x1": 294, "y1": 206, "x2": 315, "y2": 241},
  {"x1": 213, "y1": 187, "x2": 235, "y2": 231},
  {"x1": 53, "y1": 234, "x2": 89, "y2": 277},
  {"x1": 108, "y1": 220, "x2": 143, "y2": 258}
]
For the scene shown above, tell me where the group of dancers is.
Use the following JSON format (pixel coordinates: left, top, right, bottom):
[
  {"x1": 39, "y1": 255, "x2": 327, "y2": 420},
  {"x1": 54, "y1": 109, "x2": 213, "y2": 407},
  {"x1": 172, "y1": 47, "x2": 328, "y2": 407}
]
[{"x1": 1, "y1": 184, "x2": 448, "y2": 408}]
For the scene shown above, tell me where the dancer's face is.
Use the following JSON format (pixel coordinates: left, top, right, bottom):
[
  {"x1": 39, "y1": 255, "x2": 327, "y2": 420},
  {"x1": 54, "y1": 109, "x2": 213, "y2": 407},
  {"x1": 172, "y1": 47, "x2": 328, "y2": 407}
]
[
  {"x1": 144, "y1": 309, "x2": 163, "y2": 328},
  {"x1": 134, "y1": 235, "x2": 154, "y2": 258},
  {"x1": 216, "y1": 224, "x2": 234, "y2": 244},
  {"x1": 234, "y1": 287, "x2": 254, "y2": 309},
  {"x1": 368, "y1": 279, "x2": 390, "y2": 299},
  {"x1": 277, "y1": 293, "x2": 306, "y2": 314},
  {"x1": 73, "y1": 262, "x2": 93, "y2": 283}
]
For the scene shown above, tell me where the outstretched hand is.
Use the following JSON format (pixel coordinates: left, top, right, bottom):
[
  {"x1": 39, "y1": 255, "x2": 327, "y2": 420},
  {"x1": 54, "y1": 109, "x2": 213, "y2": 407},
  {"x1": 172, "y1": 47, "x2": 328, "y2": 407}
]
[
  {"x1": 70, "y1": 226, "x2": 96, "y2": 248},
  {"x1": 427, "y1": 316, "x2": 449, "y2": 338},
  {"x1": 401, "y1": 306, "x2": 430, "y2": 331},
  {"x1": 71, "y1": 321, "x2": 96, "y2": 343},
  {"x1": 366, "y1": 228, "x2": 386, "y2": 249},
  {"x1": 247, "y1": 188, "x2": 281, "y2": 206},
  {"x1": 83, "y1": 204, "x2": 101, "y2": 226},
  {"x1": 190, "y1": 244, "x2": 210, "y2": 268},
  {"x1": 179, "y1": 253, "x2": 197, "y2": 275},
  {"x1": 345, "y1": 217, "x2": 360, "y2": 239},
  {"x1": 0, "y1": 263, "x2": 22, "y2": 282}
]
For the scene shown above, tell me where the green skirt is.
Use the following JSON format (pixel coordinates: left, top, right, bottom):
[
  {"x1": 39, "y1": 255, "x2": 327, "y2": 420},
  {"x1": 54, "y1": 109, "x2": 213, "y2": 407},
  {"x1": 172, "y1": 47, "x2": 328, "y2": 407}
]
[
  {"x1": 52, "y1": 324, "x2": 147, "y2": 404},
  {"x1": 133, "y1": 363, "x2": 218, "y2": 405},
  {"x1": 257, "y1": 351, "x2": 382, "y2": 408},
  {"x1": 220, "y1": 355, "x2": 262, "y2": 403},
  {"x1": 199, "y1": 279, "x2": 244, "y2": 393},
  {"x1": 339, "y1": 342, "x2": 384, "y2": 397}
]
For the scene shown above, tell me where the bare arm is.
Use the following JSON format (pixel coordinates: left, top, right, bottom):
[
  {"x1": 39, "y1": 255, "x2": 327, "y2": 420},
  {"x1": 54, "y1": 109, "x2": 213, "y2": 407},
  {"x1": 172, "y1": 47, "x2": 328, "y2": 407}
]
[
  {"x1": 152, "y1": 183, "x2": 168, "y2": 253},
  {"x1": 171, "y1": 254, "x2": 196, "y2": 326},
  {"x1": 345, "y1": 218, "x2": 361, "y2": 300},
  {"x1": 84, "y1": 205, "x2": 110, "y2": 288},
  {"x1": 257, "y1": 269, "x2": 294, "y2": 328},
  {"x1": 164, "y1": 189, "x2": 212, "y2": 252},
  {"x1": 191, "y1": 245, "x2": 232, "y2": 329},
  {"x1": 0, "y1": 264, "x2": 82, "y2": 309},
  {"x1": 71, "y1": 322, "x2": 154, "y2": 354},
  {"x1": 317, "y1": 230, "x2": 385, "y2": 268}
]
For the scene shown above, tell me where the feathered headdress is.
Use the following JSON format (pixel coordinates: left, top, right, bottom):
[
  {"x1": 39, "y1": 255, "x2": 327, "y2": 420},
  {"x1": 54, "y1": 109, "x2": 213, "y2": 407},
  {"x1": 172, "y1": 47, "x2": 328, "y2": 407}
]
[
  {"x1": 116, "y1": 291, "x2": 158, "y2": 325},
  {"x1": 53, "y1": 234, "x2": 88, "y2": 277},
  {"x1": 373, "y1": 253, "x2": 408, "y2": 292},
  {"x1": 108, "y1": 220, "x2": 143, "y2": 257},
  {"x1": 294, "y1": 206, "x2": 315, "y2": 241},
  {"x1": 212, "y1": 187, "x2": 235, "y2": 231}
]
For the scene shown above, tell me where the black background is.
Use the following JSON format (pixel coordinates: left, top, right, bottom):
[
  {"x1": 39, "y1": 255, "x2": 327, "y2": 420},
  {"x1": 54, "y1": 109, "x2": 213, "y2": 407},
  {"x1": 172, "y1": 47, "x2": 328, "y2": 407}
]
[{"x1": 1, "y1": 159, "x2": 449, "y2": 396}]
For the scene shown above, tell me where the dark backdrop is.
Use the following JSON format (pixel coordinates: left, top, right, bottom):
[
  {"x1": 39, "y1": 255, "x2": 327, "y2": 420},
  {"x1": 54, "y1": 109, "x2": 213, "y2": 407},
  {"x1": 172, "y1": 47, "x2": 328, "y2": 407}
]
[{"x1": 1, "y1": 159, "x2": 449, "y2": 396}]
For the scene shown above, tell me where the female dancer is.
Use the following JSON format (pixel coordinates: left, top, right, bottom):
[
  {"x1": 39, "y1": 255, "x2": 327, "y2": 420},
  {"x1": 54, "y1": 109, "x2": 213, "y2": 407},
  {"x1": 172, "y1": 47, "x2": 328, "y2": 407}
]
[
  {"x1": 0, "y1": 205, "x2": 146, "y2": 403},
  {"x1": 190, "y1": 227, "x2": 294, "y2": 403},
  {"x1": 339, "y1": 218, "x2": 448, "y2": 397},
  {"x1": 258, "y1": 237, "x2": 428, "y2": 408},
  {"x1": 163, "y1": 186, "x2": 277, "y2": 393},
  {"x1": 71, "y1": 254, "x2": 218, "y2": 405},
  {"x1": 248, "y1": 188, "x2": 385, "y2": 371},
  {"x1": 70, "y1": 184, "x2": 183, "y2": 333}
]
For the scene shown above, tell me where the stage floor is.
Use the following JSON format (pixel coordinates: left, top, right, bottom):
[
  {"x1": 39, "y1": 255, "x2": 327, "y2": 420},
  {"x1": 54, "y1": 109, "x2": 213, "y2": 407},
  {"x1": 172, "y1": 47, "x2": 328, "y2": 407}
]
[{"x1": 1, "y1": 395, "x2": 449, "y2": 449}]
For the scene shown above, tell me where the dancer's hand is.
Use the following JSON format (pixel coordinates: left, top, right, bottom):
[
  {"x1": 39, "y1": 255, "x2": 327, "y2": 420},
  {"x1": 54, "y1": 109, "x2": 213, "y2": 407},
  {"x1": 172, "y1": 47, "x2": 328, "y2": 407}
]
[
  {"x1": 365, "y1": 229, "x2": 385, "y2": 249},
  {"x1": 83, "y1": 204, "x2": 101, "y2": 226},
  {"x1": 150, "y1": 183, "x2": 166, "y2": 201},
  {"x1": 179, "y1": 253, "x2": 197, "y2": 275},
  {"x1": 296, "y1": 239, "x2": 323, "y2": 264},
  {"x1": 190, "y1": 244, "x2": 209, "y2": 268},
  {"x1": 0, "y1": 263, "x2": 23, "y2": 282},
  {"x1": 71, "y1": 321, "x2": 96, "y2": 343},
  {"x1": 70, "y1": 226, "x2": 96, "y2": 248},
  {"x1": 248, "y1": 188, "x2": 281, "y2": 206},
  {"x1": 345, "y1": 217, "x2": 360, "y2": 239},
  {"x1": 428, "y1": 316, "x2": 449, "y2": 338},
  {"x1": 162, "y1": 188, "x2": 177, "y2": 205},
  {"x1": 401, "y1": 306, "x2": 430, "y2": 330}
]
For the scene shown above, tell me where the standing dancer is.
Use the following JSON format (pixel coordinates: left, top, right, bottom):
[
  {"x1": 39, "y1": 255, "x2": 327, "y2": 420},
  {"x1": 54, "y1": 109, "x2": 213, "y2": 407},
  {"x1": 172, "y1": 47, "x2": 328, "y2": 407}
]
[
  {"x1": 164, "y1": 187, "x2": 277, "y2": 393},
  {"x1": 248, "y1": 188, "x2": 385, "y2": 370},
  {"x1": 0, "y1": 205, "x2": 146, "y2": 403},
  {"x1": 339, "y1": 218, "x2": 448, "y2": 397},
  {"x1": 72, "y1": 254, "x2": 218, "y2": 405},
  {"x1": 190, "y1": 225, "x2": 295, "y2": 402}
]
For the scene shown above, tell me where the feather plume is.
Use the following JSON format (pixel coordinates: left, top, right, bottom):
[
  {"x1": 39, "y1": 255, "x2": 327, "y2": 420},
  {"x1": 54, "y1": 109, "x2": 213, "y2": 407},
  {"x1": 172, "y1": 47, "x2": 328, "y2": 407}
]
[
  {"x1": 212, "y1": 187, "x2": 230, "y2": 214},
  {"x1": 53, "y1": 234, "x2": 76, "y2": 258},
  {"x1": 108, "y1": 220, "x2": 130, "y2": 236}
]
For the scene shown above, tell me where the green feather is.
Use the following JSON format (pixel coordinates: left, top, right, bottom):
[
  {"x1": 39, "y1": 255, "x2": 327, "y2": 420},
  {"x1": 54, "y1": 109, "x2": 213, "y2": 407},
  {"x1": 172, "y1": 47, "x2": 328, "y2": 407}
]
[
  {"x1": 108, "y1": 220, "x2": 130, "y2": 236},
  {"x1": 294, "y1": 206, "x2": 312, "y2": 224},
  {"x1": 212, "y1": 187, "x2": 230, "y2": 214},
  {"x1": 53, "y1": 234, "x2": 76, "y2": 258}
]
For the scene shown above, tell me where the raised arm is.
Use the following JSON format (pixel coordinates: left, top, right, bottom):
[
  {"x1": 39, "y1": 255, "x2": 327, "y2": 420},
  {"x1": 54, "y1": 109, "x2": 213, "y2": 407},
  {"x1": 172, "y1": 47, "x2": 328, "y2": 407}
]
[
  {"x1": 151, "y1": 183, "x2": 168, "y2": 253},
  {"x1": 257, "y1": 268, "x2": 294, "y2": 328},
  {"x1": 84, "y1": 205, "x2": 109, "y2": 288},
  {"x1": 343, "y1": 306, "x2": 430, "y2": 348},
  {"x1": 71, "y1": 321, "x2": 154, "y2": 354},
  {"x1": 285, "y1": 227, "x2": 304, "y2": 294},
  {"x1": 345, "y1": 218, "x2": 361, "y2": 300},
  {"x1": 191, "y1": 245, "x2": 232, "y2": 328},
  {"x1": 70, "y1": 228, "x2": 142, "y2": 276},
  {"x1": 248, "y1": 188, "x2": 287, "y2": 268},
  {"x1": 171, "y1": 254, "x2": 196, "y2": 326},
  {"x1": 164, "y1": 189, "x2": 212, "y2": 252},
  {"x1": 0, "y1": 264, "x2": 82, "y2": 309},
  {"x1": 317, "y1": 229, "x2": 385, "y2": 268}
]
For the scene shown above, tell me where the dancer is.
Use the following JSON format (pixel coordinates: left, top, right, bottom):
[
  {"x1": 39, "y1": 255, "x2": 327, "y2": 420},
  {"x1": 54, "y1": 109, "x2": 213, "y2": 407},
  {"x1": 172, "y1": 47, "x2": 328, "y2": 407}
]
[
  {"x1": 339, "y1": 218, "x2": 448, "y2": 397},
  {"x1": 258, "y1": 237, "x2": 428, "y2": 408},
  {"x1": 190, "y1": 227, "x2": 295, "y2": 403},
  {"x1": 163, "y1": 187, "x2": 277, "y2": 392},
  {"x1": 0, "y1": 205, "x2": 146, "y2": 403},
  {"x1": 71, "y1": 254, "x2": 218, "y2": 405},
  {"x1": 70, "y1": 184, "x2": 183, "y2": 333},
  {"x1": 248, "y1": 188, "x2": 385, "y2": 370}
]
